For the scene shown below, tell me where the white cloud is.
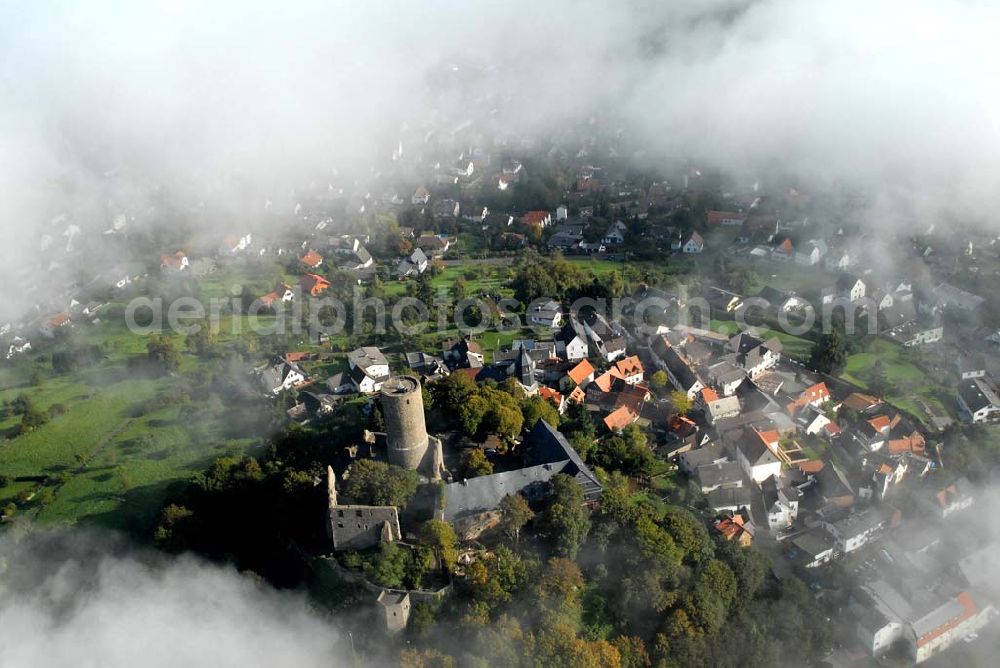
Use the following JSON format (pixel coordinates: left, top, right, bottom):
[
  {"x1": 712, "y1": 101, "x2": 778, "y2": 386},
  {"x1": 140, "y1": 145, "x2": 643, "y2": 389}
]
[{"x1": 0, "y1": 530, "x2": 348, "y2": 668}]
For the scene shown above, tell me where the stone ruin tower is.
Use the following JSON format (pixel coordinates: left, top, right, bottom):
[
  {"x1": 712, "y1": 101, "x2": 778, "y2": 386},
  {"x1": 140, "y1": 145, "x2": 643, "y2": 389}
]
[{"x1": 381, "y1": 375, "x2": 433, "y2": 472}]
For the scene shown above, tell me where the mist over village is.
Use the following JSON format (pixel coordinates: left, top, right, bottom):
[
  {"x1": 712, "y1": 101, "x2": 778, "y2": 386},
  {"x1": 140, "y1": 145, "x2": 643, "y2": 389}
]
[{"x1": 2, "y1": 2, "x2": 1000, "y2": 667}]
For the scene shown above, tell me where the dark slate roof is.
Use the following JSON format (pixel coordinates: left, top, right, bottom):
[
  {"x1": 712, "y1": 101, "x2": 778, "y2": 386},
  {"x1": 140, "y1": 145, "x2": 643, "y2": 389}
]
[
  {"x1": 678, "y1": 443, "x2": 726, "y2": 469},
  {"x1": 525, "y1": 420, "x2": 602, "y2": 502},
  {"x1": 441, "y1": 420, "x2": 602, "y2": 521},
  {"x1": 556, "y1": 318, "x2": 588, "y2": 345},
  {"x1": 737, "y1": 430, "x2": 780, "y2": 467},
  {"x1": 659, "y1": 344, "x2": 700, "y2": 391},
  {"x1": 706, "y1": 486, "x2": 753, "y2": 510},
  {"x1": 959, "y1": 378, "x2": 999, "y2": 414},
  {"x1": 697, "y1": 461, "x2": 743, "y2": 489},
  {"x1": 442, "y1": 464, "x2": 558, "y2": 522}
]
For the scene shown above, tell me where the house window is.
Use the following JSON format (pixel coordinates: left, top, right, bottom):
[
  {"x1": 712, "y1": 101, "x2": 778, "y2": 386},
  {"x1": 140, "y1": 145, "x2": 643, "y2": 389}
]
[
  {"x1": 355, "y1": 510, "x2": 363, "y2": 518},
  {"x1": 337, "y1": 510, "x2": 344, "y2": 518},
  {"x1": 337, "y1": 522, "x2": 343, "y2": 528}
]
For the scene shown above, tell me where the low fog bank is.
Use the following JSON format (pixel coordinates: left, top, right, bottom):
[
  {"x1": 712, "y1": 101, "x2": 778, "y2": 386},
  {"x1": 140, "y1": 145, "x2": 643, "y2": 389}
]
[
  {"x1": 0, "y1": 528, "x2": 348, "y2": 668},
  {"x1": 1, "y1": 0, "x2": 999, "y2": 317}
]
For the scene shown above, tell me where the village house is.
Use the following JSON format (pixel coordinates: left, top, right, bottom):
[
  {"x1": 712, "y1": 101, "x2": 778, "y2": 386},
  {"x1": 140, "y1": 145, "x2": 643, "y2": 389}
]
[
  {"x1": 521, "y1": 210, "x2": 552, "y2": 229},
  {"x1": 613, "y1": 355, "x2": 644, "y2": 385},
  {"x1": 442, "y1": 337, "x2": 484, "y2": 369},
  {"x1": 707, "y1": 210, "x2": 746, "y2": 226},
  {"x1": 160, "y1": 251, "x2": 189, "y2": 273},
  {"x1": 957, "y1": 378, "x2": 1000, "y2": 423},
  {"x1": 735, "y1": 428, "x2": 783, "y2": 484},
  {"x1": 582, "y1": 312, "x2": 627, "y2": 363},
  {"x1": 259, "y1": 282, "x2": 295, "y2": 308},
  {"x1": 603, "y1": 405, "x2": 638, "y2": 432},
  {"x1": 794, "y1": 239, "x2": 827, "y2": 266},
  {"x1": 885, "y1": 320, "x2": 944, "y2": 347},
  {"x1": 602, "y1": 220, "x2": 628, "y2": 245},
  {"x1": 786, "y1": 382, "x2": 831, "y2": 415},
  {"x1": 415, "y1": 235, "x2": 452, "y2": 256},
  {"x1": 563, "y1": 358, "x2": 595, "y2": 392},
  {"x1": 526, "y1": 299, "x2": 564, "y2": 329},
  {"x1": 925, "y1": 477, "x2": 975, "y2": 518},
  {"x1": 761, "y1": 474, "x2": 799, "y2": 529},
  {"x1": 40, "y1": 312, "x2": 72, "y2": 338},
  {"x1": 300, "y1": 249, "x2": 324, "y2": 269},
  {"x1": 300, "y1": 273, "x2": 331, "y2": 297},
  {"x1": 258, "y1": 356, "x2": 307, "y2": 395},
  {"x1": 5, "y1": 336, "x2": 31, "y2": 360},
  {"x1": 346, "y1": 347, "x2": 390, "y2": 394},
  {"x1": 432, "y1": 199, "x2": 460, "y2": 219},
  {"x1": 954, "y1": 354, "x2": 986, "y2": 380},
  {"x1": 411, "y1": 186, "x2": 430, "y2": 205},
  {"x1": 698, "y1": 387, "x2": 741, "y2": 424},
  {"x1": 396, "y1": 247, "x2": 429, "y2": 278},
  {"x1": 824, "y1": 506, "x2": 894, "y2": 554},
  {"x1": 555, "y1": 318, "x2": 590, "y2": 362},
  {"x1": 651, "y1": 336, "x2": 704, "y2": 398},
  {"x1": 714, "y1": 513, "x2": 754, "y2": 546},
  {"x1": 681, "y1": 231, "x2": 705, "y2": 254},
  {"x1": 727, "y1": 332, "x2": 782, "y2": 379},
  {"x1": 537, "y1": 386, "x2": 566, "y2": 414},
  {"x1": 219, "y1": 233, "x2": 253, "y2": 256}
]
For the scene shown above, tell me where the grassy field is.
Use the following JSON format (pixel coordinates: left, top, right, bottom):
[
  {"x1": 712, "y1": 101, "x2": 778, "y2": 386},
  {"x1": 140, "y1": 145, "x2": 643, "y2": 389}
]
[
  {"x1": 842, "y1": 338, "x2": 951, "y2": 421},
  {"x1": 0, "y1": 314, "x2": 268, "y2": 531}
]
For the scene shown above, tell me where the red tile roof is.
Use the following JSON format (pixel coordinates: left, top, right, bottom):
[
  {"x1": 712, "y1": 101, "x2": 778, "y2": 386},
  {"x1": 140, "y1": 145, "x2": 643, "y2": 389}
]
[
  {"x1": 160, "y1": 251, "x2": 187, "y2": 269},
  {"x1": 614, "y1": 355, "x2": 644, "y2": 378},
  {"x1": 593, "y1": 368, "x2": 624, "y2": 393},
  {"x1": 707, "y1": 210, "x2": 746, "y2": 226},
  {"x1": 299, "y1": 273, "x2": 330, "y2": 296},
  {"x1": 538, "y1": 386, "x2": 564, "y2": 407},
  {"x1": 916, "y1": 592, "x2": 979, "y2": 648},
  {"x1": 521, "y1": 210, "x2": 551, "y2": 226},
  {"x1": 700, "y1": 387, "x2": 719, "y2": 403},
  {"x1": 567, "y1": 359, "x2": 595, "y2": 386},
  {"x1": 842, "y1": 392, "x2": 882, "y2": 411},
  {"x1": 868, "y1": 415, "x2": 892, "y2": 433},
  {"x1": 797, "y1": 459, "x2": 825, "y2": 474},
  {"x1": 300, "y1": 249, "x2": 323, "y2": 268},
  {"x1": 603, "y1": 405, "x2": 637, "y2": 431}
]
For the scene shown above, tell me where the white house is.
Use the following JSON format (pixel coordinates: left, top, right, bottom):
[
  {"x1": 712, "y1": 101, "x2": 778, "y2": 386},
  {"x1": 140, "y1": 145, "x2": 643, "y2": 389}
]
[
  {"x1": 348, "y1": 346, "x2": 391, "y2": 380},
  {"x1": 556, "y1": 205, "x2": 568, "y2": 221},
  {"x1": 613, "y1": 355, "x2": 645, "y2": 385},
  {"x1": 682, "y1": 231, "x2": 705, "y2": 254},
  {"x1": 412, "y1": 186, "x2": 430, "y2": 205},
  {"x1": 849, "y1": 278, "x2": 867, "y2": 302},
  {"x1": 5, "y1": 336, "x2": 31, "y2": 360},
  {"x1": 825, "y1": 507, "x2": 889, "y2": 554},
  {"x1": 762, "y1": 474, "x2": 799, "y2": 530},
  {"x1": 728, "y1": 333, "x2": 781, "y2": 379},
  {"x1": 957, "y1": 378, "x2": 1000, "y2": 423},
  {"x1": 160, "y1": 252, "x2": 189, "y2": 273},
  {"x1": 555, "y1": 318, "x2": 589, "y2": 361},
  {"x1": 736, "y1": 429, "x2": 782, "y2": 484},
  {"x1": 526, "y1": 299, "x2": 564, "y2": 329},
  {"x1": 603, "y1": 220, "x2": 628, "y2": 245},
  {"x1": 258, "y1": 357, "x2": 307, "y2": 395},
  {"x1": 219, "y1": 233, "x2": 253, "y2": 256}
]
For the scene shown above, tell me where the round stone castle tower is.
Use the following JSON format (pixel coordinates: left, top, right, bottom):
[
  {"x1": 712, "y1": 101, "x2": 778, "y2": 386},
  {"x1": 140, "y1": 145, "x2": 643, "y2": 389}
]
[{"x1": 381, "y1": 375, "x2": 429, "y2": 471}]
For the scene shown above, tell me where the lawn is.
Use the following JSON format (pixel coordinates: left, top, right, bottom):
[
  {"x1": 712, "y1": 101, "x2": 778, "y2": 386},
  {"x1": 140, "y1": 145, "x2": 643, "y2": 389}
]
[
  {"x1": 842, "y1": 338, "x2": 951, "y2": 422},
  {"x1": 0, "y1": 316, "x2": 270, "y2": 529}
]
